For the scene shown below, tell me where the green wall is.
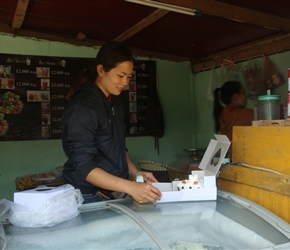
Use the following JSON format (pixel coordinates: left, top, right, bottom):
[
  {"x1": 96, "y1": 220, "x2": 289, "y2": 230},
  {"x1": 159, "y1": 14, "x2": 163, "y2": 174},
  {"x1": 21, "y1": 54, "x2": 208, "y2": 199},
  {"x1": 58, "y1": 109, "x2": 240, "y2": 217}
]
[
  {"x1": 0, "y1": 34, "x2": 195, "y2": 200},
  {"x1": 194, "y1": 53, "x2": 289, "y2": 147},
  {"x1": 1, "y1": 33, "x2": 289, "y2": 200}
]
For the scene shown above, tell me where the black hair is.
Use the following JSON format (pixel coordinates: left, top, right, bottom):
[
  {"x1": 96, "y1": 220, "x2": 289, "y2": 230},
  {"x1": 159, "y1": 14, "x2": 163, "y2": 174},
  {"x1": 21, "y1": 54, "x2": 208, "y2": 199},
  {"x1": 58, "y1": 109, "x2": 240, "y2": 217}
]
[
  {"x1": 95, "y1": 41, "x2": 135, "y2": 73},
  {"x1": 67, "y1": 41, "x2": 135, "y2": 100},
  {"x1": 213, "y1": 81, "x2": 243, "y2": 133}
]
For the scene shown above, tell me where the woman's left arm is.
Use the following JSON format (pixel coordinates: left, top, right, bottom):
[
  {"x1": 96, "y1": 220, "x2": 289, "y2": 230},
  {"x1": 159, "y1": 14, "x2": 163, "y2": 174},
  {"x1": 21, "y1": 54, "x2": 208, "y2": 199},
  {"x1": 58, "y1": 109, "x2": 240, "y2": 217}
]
[{"x1": 126, "y1": 151, "x2": 158, "y2": 183}]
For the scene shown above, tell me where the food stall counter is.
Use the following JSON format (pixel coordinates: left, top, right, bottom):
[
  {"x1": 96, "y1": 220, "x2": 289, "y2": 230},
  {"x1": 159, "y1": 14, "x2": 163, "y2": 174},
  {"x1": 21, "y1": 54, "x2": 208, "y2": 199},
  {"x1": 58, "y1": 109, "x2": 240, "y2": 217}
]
[{"x1": 1, "y1": 190, "x2": 290, "y2": 249}]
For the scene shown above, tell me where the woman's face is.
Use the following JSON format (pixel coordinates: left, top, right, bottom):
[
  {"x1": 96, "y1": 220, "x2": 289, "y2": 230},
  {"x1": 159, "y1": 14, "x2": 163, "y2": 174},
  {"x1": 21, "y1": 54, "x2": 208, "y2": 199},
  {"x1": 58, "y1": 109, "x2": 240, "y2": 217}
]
[
  {"x1": 96, "y1": 61, "x2": 133, "y2": 97},
  {"x1": 237, "y1": 88, "x2": 247, "y2": 108}
]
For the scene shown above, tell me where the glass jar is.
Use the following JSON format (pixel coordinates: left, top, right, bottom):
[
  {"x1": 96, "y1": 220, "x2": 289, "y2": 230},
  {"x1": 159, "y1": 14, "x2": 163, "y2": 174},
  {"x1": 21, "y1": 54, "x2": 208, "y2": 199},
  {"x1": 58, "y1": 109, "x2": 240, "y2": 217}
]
[{"x1": 257, "y1": 94, "x2": 280, "y2": 120}]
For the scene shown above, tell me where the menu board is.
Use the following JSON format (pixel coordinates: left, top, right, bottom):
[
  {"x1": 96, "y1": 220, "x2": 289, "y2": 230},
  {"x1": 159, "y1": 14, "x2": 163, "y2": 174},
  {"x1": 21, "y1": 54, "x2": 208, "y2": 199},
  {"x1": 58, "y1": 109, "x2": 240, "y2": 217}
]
[
  {"x1": 0, "y1": 54, "x2": 94, "y2": 141},
  {"x1": 121, "y1": 60, "x2": 159, "y2": 137},
  {"x1": 0, "y1": 54, "x2": 158, "y2": 141}
]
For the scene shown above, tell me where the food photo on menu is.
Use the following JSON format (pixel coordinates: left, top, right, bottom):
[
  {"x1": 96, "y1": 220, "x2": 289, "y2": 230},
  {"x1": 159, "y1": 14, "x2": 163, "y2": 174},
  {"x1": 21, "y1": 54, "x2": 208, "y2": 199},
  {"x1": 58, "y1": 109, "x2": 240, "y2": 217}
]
[
  {"x1": 27, "y1": 90, "x2": 50, "y2": 102},
  {"x1": 0, "y1": 91, "x2": 23, "y2": 114},
  {"x1": 41, "y1": 114, "x2": 51, "y2": 125},
  {"x1": 36, "y1": 67, "x2": 50, "y2": 78},
  {"x1": 0, "y1": 65, "x2": 15, "y2": 90},
  {"x1": 0, "y1": 113, "x2": 8, "y2": 136},
  {"x1": 41, "y1": 102, "x2": 50, "y2": 113},
  {"x1": 41, "y1": 79, "x2": 50, "y2": 90}
]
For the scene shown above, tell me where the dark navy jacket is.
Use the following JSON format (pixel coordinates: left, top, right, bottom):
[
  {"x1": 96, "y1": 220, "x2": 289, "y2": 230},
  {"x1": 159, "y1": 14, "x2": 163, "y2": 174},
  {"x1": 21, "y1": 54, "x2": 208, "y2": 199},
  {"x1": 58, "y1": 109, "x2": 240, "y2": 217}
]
[{"x1": 61, "y1": 82, "x2": 128, "y2": 194}]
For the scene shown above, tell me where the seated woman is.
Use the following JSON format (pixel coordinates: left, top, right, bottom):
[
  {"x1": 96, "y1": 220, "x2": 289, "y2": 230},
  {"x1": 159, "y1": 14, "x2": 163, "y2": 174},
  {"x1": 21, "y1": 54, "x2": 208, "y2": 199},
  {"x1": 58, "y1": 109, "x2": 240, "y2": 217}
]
[{"x1": 213, "y1": 81, "x2": 254, "y2": 157}]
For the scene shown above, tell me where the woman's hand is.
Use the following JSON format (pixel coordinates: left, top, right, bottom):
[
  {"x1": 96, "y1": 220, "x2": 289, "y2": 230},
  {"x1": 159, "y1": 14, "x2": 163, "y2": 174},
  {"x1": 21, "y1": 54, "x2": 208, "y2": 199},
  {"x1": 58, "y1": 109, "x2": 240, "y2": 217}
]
[
  {"x1": 126, "y1": 152, "x2": 158, "y2": 183},
  {"x1": 86, "y1": 168, "x2": 161, "y2": 203},
  {"x1": 128, "y1": 181, "x2": 162, "y2": 203},
  {"x1": 134, "y1": 170, "x2": 158, "y2": 183}
]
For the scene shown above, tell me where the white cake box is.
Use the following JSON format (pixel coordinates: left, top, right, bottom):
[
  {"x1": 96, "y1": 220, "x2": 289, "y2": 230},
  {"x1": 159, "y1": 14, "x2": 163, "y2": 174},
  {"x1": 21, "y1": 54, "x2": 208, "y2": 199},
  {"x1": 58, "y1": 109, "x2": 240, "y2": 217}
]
[
  {"x1": 152, "y1": 134, "x2": 231, "y2": 203},
  {"x1": 13, "y1": 184, "x2": 75, "y2": 209}
]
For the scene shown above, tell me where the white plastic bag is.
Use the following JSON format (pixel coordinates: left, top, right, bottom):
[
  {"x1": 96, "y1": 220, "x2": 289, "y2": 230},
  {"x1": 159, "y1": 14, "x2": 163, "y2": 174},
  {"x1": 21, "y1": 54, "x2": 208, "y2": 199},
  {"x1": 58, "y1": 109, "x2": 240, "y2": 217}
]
[
  {"x1": 219, "y1": 59, "x2": 239, "y2": 84},
  {"x1": 0, "y1": 185, "x2": 83, "y2": 228},
  {"x1": 206, "y1": 60, "x2": 240, "y2": 102}
]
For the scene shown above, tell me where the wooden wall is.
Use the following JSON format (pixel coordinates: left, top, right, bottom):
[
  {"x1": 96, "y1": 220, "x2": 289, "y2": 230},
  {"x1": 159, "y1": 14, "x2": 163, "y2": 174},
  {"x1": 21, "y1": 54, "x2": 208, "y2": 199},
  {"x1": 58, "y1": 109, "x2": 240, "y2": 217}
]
[{"x1": 218, "y1": 126, "x2": 290, "y2": 223}]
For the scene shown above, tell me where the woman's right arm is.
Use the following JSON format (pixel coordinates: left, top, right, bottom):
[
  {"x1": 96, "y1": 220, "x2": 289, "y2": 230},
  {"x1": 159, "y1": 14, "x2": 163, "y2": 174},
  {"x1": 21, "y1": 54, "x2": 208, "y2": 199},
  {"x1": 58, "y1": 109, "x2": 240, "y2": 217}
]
[{"x1": 86, "y1": 168, "x2": 162, "y2": 203}]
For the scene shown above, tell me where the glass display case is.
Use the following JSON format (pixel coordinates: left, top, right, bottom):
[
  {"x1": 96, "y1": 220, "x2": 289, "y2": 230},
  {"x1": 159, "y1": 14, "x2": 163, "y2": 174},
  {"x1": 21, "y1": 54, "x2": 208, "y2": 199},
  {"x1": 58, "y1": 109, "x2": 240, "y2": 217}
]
[{"x1": 1, "y1": 190, "x2": 290, "y2": 249}]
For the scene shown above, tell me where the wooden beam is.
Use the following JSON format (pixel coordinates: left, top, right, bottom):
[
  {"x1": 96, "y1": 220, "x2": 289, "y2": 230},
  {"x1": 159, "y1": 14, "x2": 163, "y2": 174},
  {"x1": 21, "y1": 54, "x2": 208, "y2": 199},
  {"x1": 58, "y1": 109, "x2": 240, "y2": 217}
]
[
  {"x1": 113, "y1": 9, "x2": 169, "y2": 42},
  {"x1": 0, "y1": 22, "x2": 189, "y2": 62},
  {"x1": 130, "y1": 47, "x2": 190, "y2": 62},
  {"x1": 191, "y1": 32, "x2": 290, "y2": 72},
  {"x1": 0, "y1": 22, "x2": 103, "y2": 47},
  {"x1": 154, "y1": 0, "x2": 290, "y2": 31},
  {"x1": 219, "y1": 164, "x2": 290, "y2": 197},
  {"x1": 11, "y1": 0, "x2": 30, "y2": 29},
  {"x1": 2, "y1": 20, "x2": 290, "y2": 69}
]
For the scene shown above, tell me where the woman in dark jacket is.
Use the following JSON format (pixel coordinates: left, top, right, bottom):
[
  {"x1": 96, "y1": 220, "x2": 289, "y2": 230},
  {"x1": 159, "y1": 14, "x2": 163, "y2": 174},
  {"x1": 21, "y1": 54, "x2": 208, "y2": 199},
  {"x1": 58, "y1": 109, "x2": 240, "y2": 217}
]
[{"x1": 61, "y1": 41, "x2": 161, "y2": 203}]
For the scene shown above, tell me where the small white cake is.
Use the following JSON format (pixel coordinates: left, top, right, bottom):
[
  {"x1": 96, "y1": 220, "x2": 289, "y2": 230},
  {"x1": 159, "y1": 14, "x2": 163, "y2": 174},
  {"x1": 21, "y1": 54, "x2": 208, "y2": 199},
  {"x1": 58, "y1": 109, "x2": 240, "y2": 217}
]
[{"x1": 177, "y1": 174, "x2": 202, "y2": 190}]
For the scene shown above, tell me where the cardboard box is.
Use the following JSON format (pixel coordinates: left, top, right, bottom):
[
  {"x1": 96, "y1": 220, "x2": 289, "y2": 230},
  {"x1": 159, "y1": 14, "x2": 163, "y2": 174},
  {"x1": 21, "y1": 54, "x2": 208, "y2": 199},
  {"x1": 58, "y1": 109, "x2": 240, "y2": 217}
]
[
  {"x1": 152, "y1": 134, "x2": 231, "y2": 203},
  {"x1": 14, "y1": 184, "x2": 75, "y2": 209}
]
